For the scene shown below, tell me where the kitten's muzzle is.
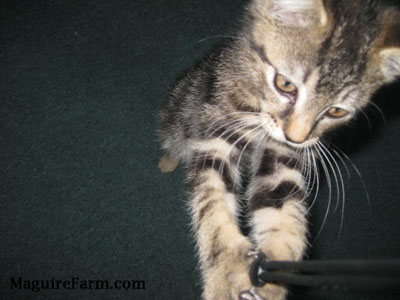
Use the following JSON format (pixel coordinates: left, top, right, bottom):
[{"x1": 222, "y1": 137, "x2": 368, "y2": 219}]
[{"x1": 283, "y1": 116, "x2": 313, "y2": 145}]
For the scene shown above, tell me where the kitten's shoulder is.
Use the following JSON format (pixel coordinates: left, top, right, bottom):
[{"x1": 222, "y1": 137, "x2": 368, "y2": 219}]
[{"x1": 167, "y1": 40, "x2": 235, "y2": 105}]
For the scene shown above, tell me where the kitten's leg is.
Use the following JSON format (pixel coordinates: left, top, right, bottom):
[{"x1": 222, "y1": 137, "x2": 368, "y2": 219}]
[
  {"x1": 249, "y1": 201, "x2": 308, "y2": 299},
  {"x1": 158, "y1": 153, "x2": 179, "y2": 173},
  {"x1": 245, "y1": 148, "x2": 308, "y2": 300},
  {"x1": 188, "y1": 140, "x2": 255, "y2": 300}
]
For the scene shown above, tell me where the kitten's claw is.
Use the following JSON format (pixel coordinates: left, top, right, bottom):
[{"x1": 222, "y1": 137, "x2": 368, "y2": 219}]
[
  {"x1": 158, "y1": 154, "x2": 179, "y2": 173},
  {"x1": 240, "y1": 287, "x2": 267, "y2": 300},
  {"x1": 250, "y1": 287, "x2": 268, "y2": 300},
  {"x1": 240, "y1": 291, "x2": 255, "y2": 300},
  {"x1": 246, "y1": 250, "x2": 260, "y2": 259}
]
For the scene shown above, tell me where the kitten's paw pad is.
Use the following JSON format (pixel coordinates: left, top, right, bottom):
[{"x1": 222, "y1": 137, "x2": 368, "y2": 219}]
[{"x1": 158, "y1": 154, "x2": 179, "y2": 173}]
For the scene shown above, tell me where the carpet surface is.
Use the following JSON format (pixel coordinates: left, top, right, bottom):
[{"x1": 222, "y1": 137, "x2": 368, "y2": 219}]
[{"x1": 1, "y1": 1, "x2": 399, "y2": 299}]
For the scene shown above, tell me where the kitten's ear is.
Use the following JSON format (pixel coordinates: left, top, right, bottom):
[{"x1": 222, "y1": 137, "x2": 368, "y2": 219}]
[
  {"x1": 379, "y1": 48, "x2": 400, "y2": 82},
  {"x1": 265, "y1": 0, "x2": 328, "y2": 27},
  {"x1": 378, "y1": 10, "x2": 400, "y2": 82}
]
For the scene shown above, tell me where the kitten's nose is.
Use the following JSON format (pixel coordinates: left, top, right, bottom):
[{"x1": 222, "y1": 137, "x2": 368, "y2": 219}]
[
  {"x1": 284, "y1": 117, "x2": 313, "y2": 144},
  {"x1": 284, "y1": 132, "x2": 308, "y2": 144}
]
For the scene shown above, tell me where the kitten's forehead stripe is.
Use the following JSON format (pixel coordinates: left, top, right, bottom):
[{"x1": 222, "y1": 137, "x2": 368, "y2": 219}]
[{"x1": 302, "y1": 69, "x2": 312, "y2": 83}]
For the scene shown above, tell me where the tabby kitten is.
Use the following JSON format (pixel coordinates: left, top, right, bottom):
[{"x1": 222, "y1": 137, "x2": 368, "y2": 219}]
[{"x1": 158, "y1": 0, "x2": 400, "y2": 299}]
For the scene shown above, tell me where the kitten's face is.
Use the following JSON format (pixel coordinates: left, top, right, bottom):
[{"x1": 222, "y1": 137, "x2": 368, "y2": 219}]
[{"x1": 237, "y1": 0, "x2": 400, "y2": 148}]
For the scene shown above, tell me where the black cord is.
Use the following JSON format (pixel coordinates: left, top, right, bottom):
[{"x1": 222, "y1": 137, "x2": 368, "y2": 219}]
[{"x1": 250, "y1": 253, "x2": 400, "y2": 292}]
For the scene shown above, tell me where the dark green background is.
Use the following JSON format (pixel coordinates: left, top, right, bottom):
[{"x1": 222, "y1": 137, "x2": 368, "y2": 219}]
[{"x1": 1, "y1": 0, "x2": 399, "y2": 299}]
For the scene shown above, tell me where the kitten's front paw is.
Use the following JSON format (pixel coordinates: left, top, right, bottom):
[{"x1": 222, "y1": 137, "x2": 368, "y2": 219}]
[
  {"x1": 202, "y1": 241, "x2": 283, "y2": 300},
  {"x1": 247, "y1": 252, "x2": 287, "y2": 300},
  {"x1": 202, "y1": 239, "x2": 255, "y2": 300},
  {"x1": 202, "y1": 244, "x2": 287, "y2": 300}
]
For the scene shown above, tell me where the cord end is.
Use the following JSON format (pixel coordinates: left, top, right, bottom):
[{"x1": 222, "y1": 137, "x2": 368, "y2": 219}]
[{"x1": 250, "y1": 252, "x2": 268, "y2": 287}]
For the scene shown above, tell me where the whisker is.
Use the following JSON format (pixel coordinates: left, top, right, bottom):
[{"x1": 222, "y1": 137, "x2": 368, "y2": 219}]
[
  {"x1": 193, "y1": 112, "x2": 266, "y2": 185},
  {"x1": 316, "y1": 141, "x2": 340, "y2": 213},
  {"x1": 193, "y1": 119, "x2": 251, "y2": 175},
  {"x1": 236, "y1": 127, "x2": 266, "y2": 175},
  {"x1": 237, "y1": 129, "x2": 272, "y2": 216},
  {"x1": 303, "y1": 147, "x2": 317, "y2": 201},
  {"x1": 307, "y1": 146, "x2": 320, "y2": 213},
  {"x1": 328, "y1": 146, "x2": 351, "y2": 179},
  {"x1": 231, "y1": 125, "x2": 268, "y2": 198},
  {"x1": 204, "y1": 113, "x2": 259, "y2": 139},
  {"x1": 318, "y1": 142, "x2": 346, "y2": 240},
  {"x1": 205, "y1": 119, "x2": 250, "y2": 144},
  {"x1": 198, "y1": 119, "x2": 265, "y2": 197},
  {"x1": 368, "y1": 100, "x2": 387, "y2": 124},
  {"x1": 313, "y1": 143, "x2": 332, "y2": 242},
  {"x1": 219, "y1": 122, "x2": 266, "y2": 185},
  {"x1": 356, "y1": 106, "x2": 373, "y2": 133},
  {"x1": 208, "y1": 121, "x2": 258, "y2": 170},
  {"x1": 318, "y1": 142, "x2": 345, "y2": 213},
  {"x1": 331, "y1": 144, "x2": 370, "y2": 207},
  {"x1": 300, "y1": 148, "x2": 310, "y2": 199}
]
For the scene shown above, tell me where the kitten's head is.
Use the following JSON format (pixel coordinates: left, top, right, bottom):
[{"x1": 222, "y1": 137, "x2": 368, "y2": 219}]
[{"x1": 232, "y1": 0, "x2": 400, "y2": 147}]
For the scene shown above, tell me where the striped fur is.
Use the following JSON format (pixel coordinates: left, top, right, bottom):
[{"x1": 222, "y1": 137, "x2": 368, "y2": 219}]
[{"x1": 158, "y1": 1, "x2": 400, "y2": 299}]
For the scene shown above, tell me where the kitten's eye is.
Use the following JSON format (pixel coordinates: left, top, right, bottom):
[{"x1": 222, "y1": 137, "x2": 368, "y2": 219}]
[
  {"x1": 326, "y1": 107, "x2": 349, "y2": 118},
  {"x1": 274, "y1": 74, "x2": 297, "y2": 94}
]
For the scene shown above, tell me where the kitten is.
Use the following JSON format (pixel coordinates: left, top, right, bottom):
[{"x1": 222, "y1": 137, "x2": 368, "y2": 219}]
[{"x1": 158, "y1": 0, "x2": 400, "y2": 299}]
